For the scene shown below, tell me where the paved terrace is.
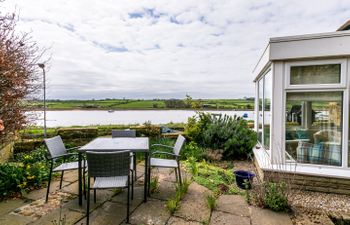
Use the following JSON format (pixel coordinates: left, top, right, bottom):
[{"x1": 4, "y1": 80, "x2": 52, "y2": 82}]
[{"x1": 0, "y1": 163, "x2": 292, "y2": 225}]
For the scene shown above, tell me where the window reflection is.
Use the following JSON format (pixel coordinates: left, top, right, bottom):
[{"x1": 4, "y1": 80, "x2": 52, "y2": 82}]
[{"x1": 285, "y1": 92, "x2": 343, "y2": 166}]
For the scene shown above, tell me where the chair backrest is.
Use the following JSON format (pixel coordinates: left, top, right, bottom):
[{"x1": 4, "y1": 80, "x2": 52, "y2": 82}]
[
  {"x1": 173, "y1": 135, "x2": 186, "y2": 156},
  {"x1": 86, "y1": 151, "x2": 130, "y2": 177},
  {"x1": 44, "y1": 136, "x2": 67, "y2": 159},
  {"x1": 112, "y1": 129, "x2": 136, "y2": 138}
]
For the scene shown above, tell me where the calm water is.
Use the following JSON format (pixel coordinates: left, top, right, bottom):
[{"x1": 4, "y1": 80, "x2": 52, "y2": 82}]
[{"x1": 28, "y1": 110, "x2": 256, "y2": 127}]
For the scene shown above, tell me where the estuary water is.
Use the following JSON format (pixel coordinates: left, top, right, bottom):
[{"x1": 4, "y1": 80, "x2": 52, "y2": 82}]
[{"x1": 28, "y1": 110, "x2": 257, "y2": 127}]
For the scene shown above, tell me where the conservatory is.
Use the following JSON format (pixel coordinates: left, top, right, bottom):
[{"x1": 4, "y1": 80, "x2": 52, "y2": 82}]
[{"x1": 253, "y1": 22, "x2": 350, "y2": 185}]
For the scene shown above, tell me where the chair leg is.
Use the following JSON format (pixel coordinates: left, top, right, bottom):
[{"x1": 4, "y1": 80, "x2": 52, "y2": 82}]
[
  {"x1": 86, "y1": 177, "x2": 90, "y2": 225},
  {"x1": 46, "y1": 161, "x2": 53, "y2": 203},
  {"x1": 93, "y1": 177, "x2": 96, "y2": 203},
  {"x1": 83, "y1": 160, "x2": 86, "y2": 199},
  {"x1": 177, "y1": 162, "x2": 182, "y2": 185},
  {"x1": 131, "y1": 170, "x2": 134, "y2": 200},
  {"x1": 59, "y1": 170, "x2": 64, "y2": 189},
  {"x1": 133, "y1": 154, "x2": 137, "y2": 181},
  {"x1": 127, "y1": 176, "x2": 130, "y2": 223},
  {"x1": 147, "y1": 165, "x2": 151, "y2": 196},
  {"x1": 175, "y1": 168, "x2": 178, "y2": 183}
]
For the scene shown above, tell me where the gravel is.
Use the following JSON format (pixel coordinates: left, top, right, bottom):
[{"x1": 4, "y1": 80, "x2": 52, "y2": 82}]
[{"x1": 290, "y1": 190, "x2": 350, "y2": 214}]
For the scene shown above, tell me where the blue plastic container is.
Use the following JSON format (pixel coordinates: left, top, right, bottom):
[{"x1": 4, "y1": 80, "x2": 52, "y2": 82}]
[{"x1": 234, "y1": 170, "x2": 255, "y2": 189}]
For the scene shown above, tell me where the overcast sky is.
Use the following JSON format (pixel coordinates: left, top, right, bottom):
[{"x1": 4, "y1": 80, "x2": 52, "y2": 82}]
[{"x1": 2, "y1": 0, "x2": 350, "y2": 99}]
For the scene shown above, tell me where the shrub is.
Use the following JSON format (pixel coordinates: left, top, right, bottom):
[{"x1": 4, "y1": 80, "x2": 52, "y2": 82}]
[
  {"x1": 185, "y1": 112, "x2": 257, "y2": 159},
  {"x1": 0, "y1": 147, "x2": 51, "y2": 198},
  {"x1": 263, "y1": 182, "x2": 289, "y2": 212},
  {"x1": 138, "y1": 121, "x2": 161, "y2": 137}
]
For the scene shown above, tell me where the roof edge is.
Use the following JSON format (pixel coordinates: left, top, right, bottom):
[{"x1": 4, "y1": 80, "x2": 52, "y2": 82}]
[{"x1": 270, "y1": 30, "x2": 350, "y2": 43}]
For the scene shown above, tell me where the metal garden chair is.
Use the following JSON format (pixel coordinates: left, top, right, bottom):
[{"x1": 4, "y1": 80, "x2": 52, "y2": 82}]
[
  {"x1": 85, "y1": 150, "x2": 132, "y2": 224},
  {"x1": 148, "y1": 135, "x2": 185, "y2": 192},
  {"x1": 112, "y1": 130, "x2": 137, "y2": 181},
  {"x1": 44, "y1": 135, "x2": 86, "y2": 202}
]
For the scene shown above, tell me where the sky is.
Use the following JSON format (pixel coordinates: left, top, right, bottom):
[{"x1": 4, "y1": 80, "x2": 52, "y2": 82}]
[{"x1": 1, "y1": 0, "x2": 350, "y2": 99}]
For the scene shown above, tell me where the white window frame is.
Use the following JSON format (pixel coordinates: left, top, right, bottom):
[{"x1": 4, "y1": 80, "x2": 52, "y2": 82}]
[
  {"x1": 283, "y1": 59, "x2": 348, "y2": 168},
  {"x1": 256, "y1": 68, "x2": 272, "y2": 148},
  {"x1": 257, "y1": 76, "x2": 264, "y2": 146},
  {"x1": 285, "y1": 59, "x2": 347, "y2": 90}
]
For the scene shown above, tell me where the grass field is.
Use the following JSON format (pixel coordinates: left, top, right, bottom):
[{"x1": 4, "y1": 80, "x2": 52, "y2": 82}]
[{"x1": 26, "y1": 98, "x2": 255, "y2": 110}]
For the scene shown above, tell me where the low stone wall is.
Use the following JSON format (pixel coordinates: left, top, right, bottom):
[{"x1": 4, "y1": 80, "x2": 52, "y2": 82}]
[{"x1": 261, "y1": 169, "x2": 350, "y2": 195}]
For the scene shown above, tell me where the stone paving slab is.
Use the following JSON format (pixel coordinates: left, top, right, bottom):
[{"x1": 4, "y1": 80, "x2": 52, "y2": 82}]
[
  {"x1": 250, "y1": 206, "x2": 293, "y2": 225},
  {"x1": 31, "y1": 205, "x2": 84, "y2": 225},
  {"x1": 151, "y1": 180, "x2": 176, "y2": 201},
  {"x1": 210, "y1": 211, "x2": 250, "y2": 225},
  {"x1": 0, "y1": 199, "x2": 29, "y2": 216},
  {"x1": 0, "y1": 213, "x2": 34, "y2": 225},
  {"x1": 129, "y1": 198, "x2": 170, "y2": 225},
  {"x1": 24, "y1": 179, "x2": 71, "y2": 201},
  {"x1": 12, "y1": 191, "x2": 75, "y2": 221},
  {"x1": 174, "y1": 182, "x2": 211, "y2": 223},
  {"x1": 110, "y1": 186, "x2": 144, "y2": 212},
  {"x1": 216, "y1": 195, "x2": 250, "y2": 217},
  {"x1": 167, "y1": 216, "x2": 203, "y2": 225},
  {"x1": 77, "y1": 201, "x2": 127, "y2": 225},
  {"x1": 66, "y1": 190, "x2": 114, "y2": 214},
  {"x1": 62, "y1": 170, "x2": 79, "y2": 183}
]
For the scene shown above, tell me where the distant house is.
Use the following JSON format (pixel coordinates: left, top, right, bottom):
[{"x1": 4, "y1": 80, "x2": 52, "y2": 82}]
[{"x1": 253, "y1": 21, "x2": 350, "y2": 194}]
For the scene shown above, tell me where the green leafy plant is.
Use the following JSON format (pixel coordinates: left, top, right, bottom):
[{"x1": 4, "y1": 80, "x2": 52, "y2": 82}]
[
  {"x1": 263, "y1": 182, "x2": 289, "y2": 212},
  {"x1": 187, "y1": 157, "x2": 199, "y2": 176},
  {"x1": 181, "y1": 141, "x2": 204, "y2": 161},
  {"x1": 166, "y1": 179, "x2": 191, "y2": 214},
  {"x1": 149, "y1": 176, "x2": 160, "y2": 194},
  {"x1": 185, "y1": 160, "x2": 240, "y2": 195},
  {"x1": 0, "y1": 147, "x2": 52, "y2": 198},
  {"x1": 206, "y1": 194, "x2": 216, "y2": 210},
  {"x1": 166, "y1": 198, "x2": 178, "y2": 215}
]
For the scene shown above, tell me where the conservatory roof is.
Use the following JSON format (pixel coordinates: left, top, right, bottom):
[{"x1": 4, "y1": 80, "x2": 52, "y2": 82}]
[{"x1": 253, "y1": 29, "x2": 350, "y2": 81}]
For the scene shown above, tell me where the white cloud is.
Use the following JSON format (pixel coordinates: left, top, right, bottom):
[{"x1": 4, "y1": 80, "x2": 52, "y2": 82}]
[{"x1": 1, "y1": 0, "x2": 350, "y2": 99}]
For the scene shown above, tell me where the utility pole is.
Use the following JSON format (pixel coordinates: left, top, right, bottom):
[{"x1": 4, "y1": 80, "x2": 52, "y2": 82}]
[{"x1": 38, "y1": 63, "x2": 47, "y2": 138}]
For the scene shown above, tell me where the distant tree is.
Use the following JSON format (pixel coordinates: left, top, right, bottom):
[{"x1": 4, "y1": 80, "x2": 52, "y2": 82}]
[
  {"x1": 0, "y1": 12, "x2": 44, "y2": 145},
  {"x1": 164, "y1": 99, "x2": 186, "y2": 108},
  {"x1": 184, "y1": 94, "x2": 193, "y2": 108}
]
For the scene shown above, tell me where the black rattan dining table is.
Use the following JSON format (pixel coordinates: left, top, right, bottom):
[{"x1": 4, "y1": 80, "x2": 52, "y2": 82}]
[{"x1": 78, "y1": 137, "x2": 149, "y2": 206}]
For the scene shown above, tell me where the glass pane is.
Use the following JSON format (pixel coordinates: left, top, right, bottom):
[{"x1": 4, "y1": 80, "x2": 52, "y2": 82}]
[
  {"x1": 290, "y1": 64, "x2": 340, "y2": 85},
  {"x1": 263, "y1": 71, "x2": 272, "y2": 149},
  {"x1": 285, "y1": 92, "x2": 343, "y2": 166},
  {"x1": 258, "y1": 79, "x2": 263, "y2": 144}
]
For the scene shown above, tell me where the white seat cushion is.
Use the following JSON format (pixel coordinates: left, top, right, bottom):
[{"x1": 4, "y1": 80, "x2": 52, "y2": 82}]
[
  {"x1": 93, "y1": 176, "x2": 128, "y2": 189},
  {"x1": 150, "y1": 158, "x2": 178, "y2": 168},
  {"x1": 53, "y1": 160, "x2": 87, "y2": 172}
]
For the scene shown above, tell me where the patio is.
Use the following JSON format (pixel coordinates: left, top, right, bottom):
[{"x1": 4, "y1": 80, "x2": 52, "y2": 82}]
[{"x1": 0, "y1": 162, "x2": 292, "y2": 225}]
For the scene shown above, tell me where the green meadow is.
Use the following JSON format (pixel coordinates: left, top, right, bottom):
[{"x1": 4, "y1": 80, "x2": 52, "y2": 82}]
[{"x1": 26, "y1": 98, "x2": 255, "y2": 110}]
